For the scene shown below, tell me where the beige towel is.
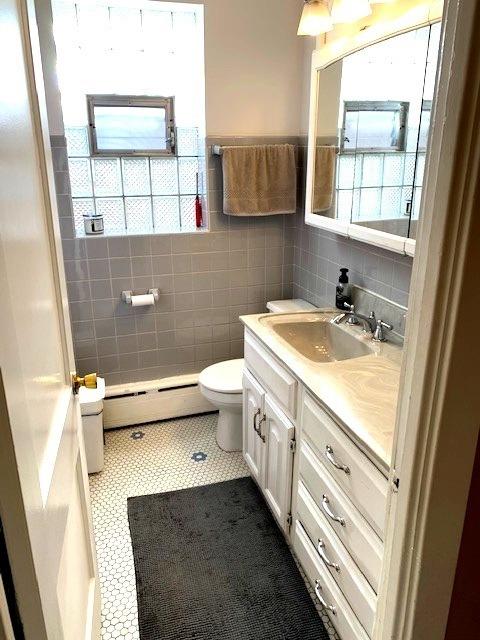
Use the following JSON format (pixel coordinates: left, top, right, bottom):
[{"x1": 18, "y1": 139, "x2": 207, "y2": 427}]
[
  {"x1": 222, "y1": 144, "x2": 297, "y2": 216},
  {"x1": 313, "y1": 146, "x2": 336, "y2": 213}
]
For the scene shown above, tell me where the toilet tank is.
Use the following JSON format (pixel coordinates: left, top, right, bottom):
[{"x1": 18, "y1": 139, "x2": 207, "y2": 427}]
[{"x1": 266, "y1": 299, "x2": 317, "y2": 313}]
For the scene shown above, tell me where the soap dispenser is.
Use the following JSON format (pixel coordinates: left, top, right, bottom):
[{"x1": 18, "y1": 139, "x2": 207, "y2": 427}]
[{"x1": 336, "y1": 268, "x2": 352, "y2": 310}]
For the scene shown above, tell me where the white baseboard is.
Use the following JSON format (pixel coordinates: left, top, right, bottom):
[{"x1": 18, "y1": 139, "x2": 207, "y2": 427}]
[{"x1": 103, "y1": 374, "x2": 215, "y2": 429}]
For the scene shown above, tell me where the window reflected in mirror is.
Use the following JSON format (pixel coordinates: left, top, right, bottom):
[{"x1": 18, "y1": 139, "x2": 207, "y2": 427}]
[{"x1": 311, "y1": 22, "x2": 442, "y2": 241}]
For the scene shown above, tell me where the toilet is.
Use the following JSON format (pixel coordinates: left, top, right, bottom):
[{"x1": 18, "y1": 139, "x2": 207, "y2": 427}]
[{"x1": 199, "y1": 299, "x2": 316, "y2": 451}]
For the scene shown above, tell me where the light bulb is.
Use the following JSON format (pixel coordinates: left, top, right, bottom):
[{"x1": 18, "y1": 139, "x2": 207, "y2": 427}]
[
  {"x1": 331, "y1": 0, "x2": 372, "y2": 24},
  {"x1": 297, "y1": 0, "x2": 333, "y2": 36}
]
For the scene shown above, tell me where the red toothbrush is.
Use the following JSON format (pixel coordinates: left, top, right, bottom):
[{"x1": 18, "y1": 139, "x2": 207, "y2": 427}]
[{"x1": 195, "y1": 172, "x2": 203, "y2": 228}]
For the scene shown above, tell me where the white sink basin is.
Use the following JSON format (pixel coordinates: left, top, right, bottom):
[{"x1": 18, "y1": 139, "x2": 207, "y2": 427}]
[{"x1": 259, "y1": 315, "x2": 373, "y2": 363}]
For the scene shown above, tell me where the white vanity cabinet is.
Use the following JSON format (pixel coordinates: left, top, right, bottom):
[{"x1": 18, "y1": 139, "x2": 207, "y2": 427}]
[
  {"x1": 242, "y1": 369, "x2": 266, "y2": 486},
  {"x1": 242, "y1": 366, "x2": 295, "y2": 533},
  {"x1": 242, "y1": 328, "x2": 390, "y2": 640},
  {"x1": 263, "y1": 395, "x2": 295, "y2": 530}
]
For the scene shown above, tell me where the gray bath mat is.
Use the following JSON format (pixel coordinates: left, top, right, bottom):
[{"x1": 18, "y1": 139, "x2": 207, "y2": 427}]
[{"x1": 127, "y1": 477, "x2": 329, "y2": 640}]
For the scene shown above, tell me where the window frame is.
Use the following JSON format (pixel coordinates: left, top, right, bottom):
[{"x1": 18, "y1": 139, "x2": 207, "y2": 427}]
[
  {"x1": 340, "y1": 100, "x2": 409, "y2": 153},
  {"x1": 418, "y1": 99, "x2": 433, "y2": 151},
  {"x1": 86, "y1": 94, "x2": 176, "y2": 157}
]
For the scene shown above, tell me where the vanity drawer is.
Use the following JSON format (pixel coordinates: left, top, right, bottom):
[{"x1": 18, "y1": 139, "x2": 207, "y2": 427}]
[
  {"x1": 294, "y1": 521, "x2": 370, "y2": 640},
  {"x1": 244, "y1": 330, "x2": 297, "y2": 420},
  {"x1": 296, "y1": 480, "x2": 376, "y2": 635},
  {"x1": 299, "y1": 441, "x2": 383, "y2": 592},
  {"x1": 302, "y1": 393, "x2": 388, "y2": 539}
]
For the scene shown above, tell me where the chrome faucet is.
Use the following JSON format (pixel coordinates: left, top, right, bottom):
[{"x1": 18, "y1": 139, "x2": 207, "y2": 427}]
[
  {"x1": 372, "y1": 319, "x2": 394, "y2": 342},
  {"x1": 332, "y1": 302, "x2": 393, "y2": 342}
]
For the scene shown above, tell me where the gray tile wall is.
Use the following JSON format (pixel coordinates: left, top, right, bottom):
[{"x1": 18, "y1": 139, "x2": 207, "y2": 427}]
[
  {"x1": 53, "y1": 135, "x2": 297, "y2": 385},
  {"x1": 53, "y1": 133, "x2": 412, "y2": 385},
  {"x1": 291, "y1": 145, "x2": 413, "y2": 310},
  {"x1": 292, "y1": 219, "x2": 413, "y2": 309}
]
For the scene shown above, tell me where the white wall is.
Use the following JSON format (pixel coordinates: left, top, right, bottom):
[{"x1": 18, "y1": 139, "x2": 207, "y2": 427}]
[
  {"x1": 35, "y1": 0, "x2": 64, "y2": 135},
  {"x1": 204, "y1": 0, "x2": 305, "y2": 136},
  {"x1": 36, "y1": 0, "x2": 309, "y2": 137}
]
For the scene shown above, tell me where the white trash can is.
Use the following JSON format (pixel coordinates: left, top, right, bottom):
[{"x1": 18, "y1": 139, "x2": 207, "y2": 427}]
[{"x1": 79, "y1": 376, "x2": 106, "y2": 474}]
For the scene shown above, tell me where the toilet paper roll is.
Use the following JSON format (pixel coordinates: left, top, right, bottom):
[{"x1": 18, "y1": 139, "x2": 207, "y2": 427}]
[{"x1": 131, "y1": 293, "x2": 155, "y2": 307}]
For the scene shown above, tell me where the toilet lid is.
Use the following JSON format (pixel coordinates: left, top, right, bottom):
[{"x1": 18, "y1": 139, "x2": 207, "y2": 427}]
[{"x1": 199, "y1": 359, "x2": 244, "y2": 394}]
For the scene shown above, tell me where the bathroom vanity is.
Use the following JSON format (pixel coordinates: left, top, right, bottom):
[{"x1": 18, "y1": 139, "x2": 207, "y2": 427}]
[{"x1": 240, "y1": 310, "x2": 402, "y2": 640}]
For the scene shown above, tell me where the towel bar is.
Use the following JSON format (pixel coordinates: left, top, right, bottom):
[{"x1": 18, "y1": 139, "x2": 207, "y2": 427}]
[{"x1": 211, "y1": 144, "x2": 339, "y2": 156}]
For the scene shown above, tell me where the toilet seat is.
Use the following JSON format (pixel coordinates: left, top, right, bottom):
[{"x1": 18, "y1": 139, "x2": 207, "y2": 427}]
[{"x1": 198, "y1": 358, "x2": 244, "y2": 395}]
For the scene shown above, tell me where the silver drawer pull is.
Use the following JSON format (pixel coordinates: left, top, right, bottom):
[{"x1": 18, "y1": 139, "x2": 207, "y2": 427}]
[
  {"x1": 253, "y1": 410, "x2": 266, "y2": 442},
  {"x1": 325, "y1": 445, "x2": 350, "y2": 475},
  {"x1": 321, "y1": 494, "x2": 346, "y2": 526},
  {"x1": 314, "y1": 579, "x2": 336, "y2": 615},
  {"x1": 317, "y1": 540, "x2": 340, "y2": 572}
]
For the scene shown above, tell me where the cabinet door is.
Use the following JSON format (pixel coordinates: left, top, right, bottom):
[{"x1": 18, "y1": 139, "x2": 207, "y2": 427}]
[
  {"x1": 263, "y1": 395, "x2": 295, "y2": 532},
  {"x1": 242, "y1": 369, "x2": 265, "y2": 485}
]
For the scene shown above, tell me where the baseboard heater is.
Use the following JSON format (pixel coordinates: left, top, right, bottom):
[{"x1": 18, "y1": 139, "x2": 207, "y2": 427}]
[{"x1": 103, "y1": 373, "x2": 215, "y2": 429}]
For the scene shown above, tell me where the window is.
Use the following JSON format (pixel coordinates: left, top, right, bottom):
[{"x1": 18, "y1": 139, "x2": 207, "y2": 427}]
[
  {"x1": 87, "y1": 95, "x2": 175, "y2": 156},
  {"x1": 52, "y1": 0, "x2": 205, "y2": 237},
  {"x1": 341, "y1": 101, "x2": 409, "y2": 153}
]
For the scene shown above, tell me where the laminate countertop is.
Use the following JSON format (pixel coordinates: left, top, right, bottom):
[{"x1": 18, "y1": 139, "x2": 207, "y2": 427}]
[{"x1": 240, "y1": 310, "x2": 403, "y2": 475}]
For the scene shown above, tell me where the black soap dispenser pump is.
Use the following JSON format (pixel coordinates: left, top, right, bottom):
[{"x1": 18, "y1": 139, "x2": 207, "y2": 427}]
[{"x1": 336, "y1": 268, "x2": 352, "y2": 309}]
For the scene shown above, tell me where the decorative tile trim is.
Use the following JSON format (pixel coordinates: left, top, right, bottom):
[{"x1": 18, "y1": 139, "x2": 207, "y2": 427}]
[{"x1": 352, "y1": 285, "x2": 407, "y2": 340}]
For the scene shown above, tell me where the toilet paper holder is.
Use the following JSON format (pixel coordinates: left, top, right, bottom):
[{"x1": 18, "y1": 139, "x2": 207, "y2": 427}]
[{"x1": 122, "y1": 288, "x2": 159, "y2": 305}]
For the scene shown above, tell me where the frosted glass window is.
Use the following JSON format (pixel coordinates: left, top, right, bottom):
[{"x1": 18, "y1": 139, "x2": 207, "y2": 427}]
[
  {"x1": 96, "y1": 198, "x2": 126, "y2": 234},
  {"x1": 361, "y1": 155, "x2": 384, "y2": 188},
  {"x1": 336, "y1": 190, "x2": 353, "y2": 221},
  {"x1": 69, "y1": 158, "x2": 93, "y2": 197},
  {"x1": 381, "y1": 187, "x2": 403, "y2": 218},
  {"x1": 342, "y1": 102, "x2": 408, "y2": 152},
  {"x1": 121, "y1": 158, "x2": 150, "y2": 196},
  {"x1": 92, "y1": 158, "x2": 122, "y2": 197},
  {"x1": 88, "y1": 97, "x2": 174, "y2": 155},
  {"x1": 153, "y1": 196, "x2": 181, "y2": 232},
  {"x1": 359, "y1": 188, "x2": 381, "y2": 219},
  {"x1": 125, "y1": 197, "x2": 153, "y2": 234},
  {"x1": 54, "y1": 0, "x2": 206, "y2": 236},
  {"x1": 337, "y1": 155, "x2": 355, "y2": 189},
  {"x1": 383, "y1": 155, "x2": 405, "y2": 187}
]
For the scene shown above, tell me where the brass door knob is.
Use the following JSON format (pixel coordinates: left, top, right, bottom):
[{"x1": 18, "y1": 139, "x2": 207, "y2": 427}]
[{"x1": 72, "y1": 372, "x2": 97, "y2": 394}]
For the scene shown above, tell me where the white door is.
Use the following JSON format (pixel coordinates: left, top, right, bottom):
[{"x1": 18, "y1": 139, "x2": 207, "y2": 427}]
[
  {"x1": 0, "y1": 0, "x2": 100, "y2": 638},
  {"x1": 242, "y1": 370, "x2": 266, "y2": 485},
  {"x1": 263, "y1": 396, "x2": 295, "y2": 532}
]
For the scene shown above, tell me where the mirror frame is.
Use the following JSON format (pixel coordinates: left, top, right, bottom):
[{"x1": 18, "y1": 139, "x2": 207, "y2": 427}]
[{"x1": 305, "y1": 2, "x2": 443, "y2": 257}]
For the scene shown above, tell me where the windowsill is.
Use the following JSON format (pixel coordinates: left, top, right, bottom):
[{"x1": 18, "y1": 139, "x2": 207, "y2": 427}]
[{"x1": 76, "y1": 226, "x2": 210, "y2": 239}]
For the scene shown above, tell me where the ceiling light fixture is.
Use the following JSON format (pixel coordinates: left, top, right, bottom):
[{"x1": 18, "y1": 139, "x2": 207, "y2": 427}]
[
  {"x1": 331, "y1": 0, "x2": 372, "y2": 24},
  {"x1": 297, "y1": 0, "x2": 333, "y2": 36}
]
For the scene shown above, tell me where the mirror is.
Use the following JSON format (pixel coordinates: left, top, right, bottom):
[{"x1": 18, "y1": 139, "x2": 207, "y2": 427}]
[
  {"x1": 308, "y1": 22, "x2": 442, "y2": 252},
  {"x1": 409, "y1": 23, "x2": 441, "y2": 240}
]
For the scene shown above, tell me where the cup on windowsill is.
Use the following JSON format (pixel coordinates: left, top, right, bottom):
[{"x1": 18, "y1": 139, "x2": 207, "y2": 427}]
[{"x1": 83, "y1": 213, "x2": 104, "y2": 235}]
